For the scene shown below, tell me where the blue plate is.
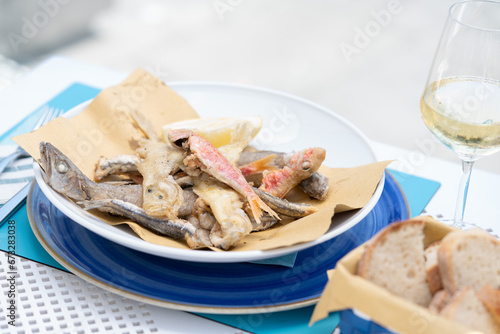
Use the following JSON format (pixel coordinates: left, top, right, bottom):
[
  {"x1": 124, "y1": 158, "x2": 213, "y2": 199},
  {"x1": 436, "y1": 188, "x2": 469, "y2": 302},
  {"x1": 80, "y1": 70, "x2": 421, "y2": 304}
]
[{"x1": 27, "y1": 171, "x2": 408, "y2": 314}]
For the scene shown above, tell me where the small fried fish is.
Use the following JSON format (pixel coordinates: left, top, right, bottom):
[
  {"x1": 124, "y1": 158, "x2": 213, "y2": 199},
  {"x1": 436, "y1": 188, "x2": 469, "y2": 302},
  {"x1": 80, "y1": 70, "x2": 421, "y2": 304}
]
[
  {"x1": 259, "y1": 148, "x2": 326, "y2": 198},
  {"x1": 193, "y1": 174, "x2": 252, "y2": 250},
  {"x1": 39, "y1": 142, "x2": 143, "y2": 212},
  {"x1": 168, "y1": 129, "x2": 279, "y2": 224},
  {"x1": 252, "y1": 187, "x2": 318, "y2": 218},
  {"x1": 190, "y1": 124, "x2": 254, "y2": 249},
  {"x1": 298, "y1": 172, "x2": 329, "y2": 201},
  {"x1": 238, "y1": 149, "x2": 330, "y2": 200},
  {"x1": 131, "y1": 112, "x2": 186, "y2": 219},
  {"x1": 79, "y1": 199, "x2": 210, "y2": 248}
]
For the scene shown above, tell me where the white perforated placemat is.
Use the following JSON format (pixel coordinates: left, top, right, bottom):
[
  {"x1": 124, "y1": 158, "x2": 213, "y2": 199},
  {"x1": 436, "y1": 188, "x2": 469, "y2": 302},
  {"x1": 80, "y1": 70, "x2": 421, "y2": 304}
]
[{"x1": 0, "y1": 254, "x2": 248, "y2": 334}]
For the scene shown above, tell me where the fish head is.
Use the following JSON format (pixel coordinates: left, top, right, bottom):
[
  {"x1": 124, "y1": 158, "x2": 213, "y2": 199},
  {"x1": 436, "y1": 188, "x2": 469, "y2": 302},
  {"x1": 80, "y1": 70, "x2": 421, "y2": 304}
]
[
  {"x1": 142, "y1": 176, "x2": 183, "y2": 217},
  {"x1": 168, "y1": 129, "x2": 193, "y2": 150},
  {"x1": 290, "y1": 147, "x2": 326, "y2": 174},
  {"x1": 39, "y1": 142, "x2": 88, "y2": 200}
]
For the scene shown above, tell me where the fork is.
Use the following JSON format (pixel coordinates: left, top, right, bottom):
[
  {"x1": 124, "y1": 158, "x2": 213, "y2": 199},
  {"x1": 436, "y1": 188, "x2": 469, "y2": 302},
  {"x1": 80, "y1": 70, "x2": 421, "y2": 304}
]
[
  {"x1": 0, "y1": 106, "x2": 63, "y2": 225},
  {"x1": 0, "y1": 106, "x2": 63, "y2": 174}
]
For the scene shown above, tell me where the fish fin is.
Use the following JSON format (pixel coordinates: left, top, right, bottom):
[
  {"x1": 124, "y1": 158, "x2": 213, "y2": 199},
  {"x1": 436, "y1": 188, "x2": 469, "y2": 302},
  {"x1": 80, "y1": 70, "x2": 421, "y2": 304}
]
[
  {"x1": 130, "y1": 109, "x2": 160, "y2": 141},
  {"x1": 78, "y1": 199, "x2": 112, "y2": 210},
  {"x1": 254, "y1": 154, "x2": 278, "y2": 170},
  {"x1": 240, "y1": 155, "x2": 279, "y2": 176}
]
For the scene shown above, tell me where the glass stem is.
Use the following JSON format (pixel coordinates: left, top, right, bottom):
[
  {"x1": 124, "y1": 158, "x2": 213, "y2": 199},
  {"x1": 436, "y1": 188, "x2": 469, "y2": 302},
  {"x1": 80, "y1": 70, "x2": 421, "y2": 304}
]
[{"x1": 453, "y1": 160, "x2": 475, "y2": 228}]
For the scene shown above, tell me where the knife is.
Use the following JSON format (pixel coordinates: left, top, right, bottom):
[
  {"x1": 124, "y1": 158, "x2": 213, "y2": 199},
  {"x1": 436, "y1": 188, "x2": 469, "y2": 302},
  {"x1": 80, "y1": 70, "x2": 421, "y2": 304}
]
[{"x1": 0, "y1": 182, "x2": 30, "y2": 226}]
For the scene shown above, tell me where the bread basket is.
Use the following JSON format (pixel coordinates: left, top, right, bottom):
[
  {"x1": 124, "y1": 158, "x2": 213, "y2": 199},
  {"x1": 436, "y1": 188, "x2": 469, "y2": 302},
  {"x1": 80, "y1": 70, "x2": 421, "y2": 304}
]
[{"x1": 310, "y1": 216, "x2": 493, "y2": 334}]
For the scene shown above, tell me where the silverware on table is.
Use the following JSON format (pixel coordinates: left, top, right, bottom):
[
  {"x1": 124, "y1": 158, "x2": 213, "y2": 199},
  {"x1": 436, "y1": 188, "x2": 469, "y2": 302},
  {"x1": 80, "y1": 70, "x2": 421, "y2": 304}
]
[
  {"x1": 0, "y1": 105, "x2": 63, "y2": 225},
  {"x1": 0, "y1": 182, "x2": 30, "y2": 225},
  {"x1": 0, "y1": 106, "x2": 63, "y2": 174}
]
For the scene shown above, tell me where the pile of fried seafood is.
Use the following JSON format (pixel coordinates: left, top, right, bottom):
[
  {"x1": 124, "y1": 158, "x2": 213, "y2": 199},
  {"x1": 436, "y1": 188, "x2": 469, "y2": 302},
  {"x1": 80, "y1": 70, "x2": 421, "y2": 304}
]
[{"x1": 40, "y1": 116, "x2": 328, "y2": 250}]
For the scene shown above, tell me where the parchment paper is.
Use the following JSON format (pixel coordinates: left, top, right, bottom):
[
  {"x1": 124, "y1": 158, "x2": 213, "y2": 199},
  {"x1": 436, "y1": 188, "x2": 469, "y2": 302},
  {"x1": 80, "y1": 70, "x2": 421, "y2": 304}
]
[{"x1": 14, "y1": 68, "x2": 389, "y2": 252}]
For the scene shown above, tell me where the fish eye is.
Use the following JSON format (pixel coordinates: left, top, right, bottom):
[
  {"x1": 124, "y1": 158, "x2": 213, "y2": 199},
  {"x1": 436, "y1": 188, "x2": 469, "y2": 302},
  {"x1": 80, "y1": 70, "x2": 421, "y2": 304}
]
[
  {"x1": 301, "y1": 161, "x2": 311, "y2": 171},
  {"x1": 147, "y1": 188, "x2": 153, "y2": 193},
  {"x1": 158, "y1": 195, "x2": 163, "y2": 199},
  {"x1": 56, "y1": 161, "x2": 68, "y2": 174}
]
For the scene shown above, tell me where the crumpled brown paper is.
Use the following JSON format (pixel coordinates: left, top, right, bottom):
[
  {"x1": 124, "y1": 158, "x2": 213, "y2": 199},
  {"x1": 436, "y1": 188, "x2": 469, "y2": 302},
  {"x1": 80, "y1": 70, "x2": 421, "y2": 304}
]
[
  {"x1": 14, "y1": 68, "x2": 390, "y2": 252},
  {"x1": 310, "y1": 216, "x2": 481, "y2": 334}
]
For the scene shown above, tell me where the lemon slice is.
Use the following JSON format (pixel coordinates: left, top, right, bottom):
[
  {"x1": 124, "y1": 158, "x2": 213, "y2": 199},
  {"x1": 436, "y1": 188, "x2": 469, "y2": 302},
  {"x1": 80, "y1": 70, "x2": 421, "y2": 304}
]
[{"x1": 162, "y1": 116, "x2": 263, "y2": 147}]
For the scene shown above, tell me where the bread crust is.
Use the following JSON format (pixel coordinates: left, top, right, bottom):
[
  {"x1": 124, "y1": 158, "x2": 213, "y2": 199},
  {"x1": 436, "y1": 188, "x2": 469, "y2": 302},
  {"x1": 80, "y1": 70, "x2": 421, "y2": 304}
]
[
  {"x1": 441, "y1": 286, "x2": 500, "y2": 334},
  {"x1": 357, "y1": 219, "x2": 425, "y2": 277},
  {"x1": 425, "y1": 241, "x2": 442, "y2": 294},
  {"x1": 436, "y1": 230, "x2": 460, "y2": 294},
  {"x1": 440, "y1": 286, "x2": 471, "y2": 318},
  {"x1": 428, "y1": 289, "x2": 449, "y2": 314},
  {"x1": 438, "y1": 229, "x2": 500, "y2": 294},
  {"x1": 477, "y1": 284, "x2": 500, "y2": 326}
]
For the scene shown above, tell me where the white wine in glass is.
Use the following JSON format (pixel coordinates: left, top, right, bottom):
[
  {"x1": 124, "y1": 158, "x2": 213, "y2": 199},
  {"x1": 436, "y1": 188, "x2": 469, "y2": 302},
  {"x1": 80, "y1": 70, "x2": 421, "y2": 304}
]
[{"x1": 420, "y1": 0, "x2": 500, "y2": 229}]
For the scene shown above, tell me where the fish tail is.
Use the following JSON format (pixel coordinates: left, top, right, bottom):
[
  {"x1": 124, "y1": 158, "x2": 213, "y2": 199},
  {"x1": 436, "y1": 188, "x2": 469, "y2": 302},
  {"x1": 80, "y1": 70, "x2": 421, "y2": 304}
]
[
  {"x1": 248, "y1": 193, "x2": 280, "y2": 224},
  {"x1": 247, "y1": 196, "x2": 264, "y2": 224},
  {"x1": 258, "y1": 197, "x2": 280, "y2": 220}
]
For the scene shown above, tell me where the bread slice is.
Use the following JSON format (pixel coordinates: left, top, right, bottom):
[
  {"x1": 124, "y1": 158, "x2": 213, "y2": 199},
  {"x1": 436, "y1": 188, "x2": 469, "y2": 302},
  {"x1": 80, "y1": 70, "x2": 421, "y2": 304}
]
[
  {"x1": 438, "y1": 228, "x2": 500, "y2": 294},
  {"x1": 357, "y1": 219, "x2": 432, "y2": 306},
  {"x1": 424, "y1": 241, "x2": 442, "y2": 294},
  {"x1": 428, "y1": 289, "x2": 450, "y2": 314},
  {"x1": 441, "y1": 286, "x2": 500, "y2": 334},
  {"x1": 477, "y1": 284, "x2": 500, "y2": 326}
]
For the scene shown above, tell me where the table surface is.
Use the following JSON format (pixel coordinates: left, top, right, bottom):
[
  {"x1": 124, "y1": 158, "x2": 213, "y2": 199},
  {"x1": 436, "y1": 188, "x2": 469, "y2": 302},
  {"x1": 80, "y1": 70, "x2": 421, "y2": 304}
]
[{"x1": 0, "y1": 56, "x2": 499, "y2": 334}]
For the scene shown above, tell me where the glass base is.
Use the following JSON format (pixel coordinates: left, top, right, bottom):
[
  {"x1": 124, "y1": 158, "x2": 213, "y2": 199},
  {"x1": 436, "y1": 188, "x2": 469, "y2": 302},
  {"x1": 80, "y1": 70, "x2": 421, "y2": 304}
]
[
  {"x1": 438, "y1": 219, "x2": 476, "y2": 230},
  {"x1": 438, "y1": 219, "x2": 499, "y2": 238}
]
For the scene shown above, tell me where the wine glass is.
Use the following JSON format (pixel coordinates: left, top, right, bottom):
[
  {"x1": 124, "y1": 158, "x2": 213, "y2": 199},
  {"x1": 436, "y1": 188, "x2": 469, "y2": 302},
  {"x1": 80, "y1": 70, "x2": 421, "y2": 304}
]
[{"x1": 420, "y1": 0, "x2": 500, "y2": 229}]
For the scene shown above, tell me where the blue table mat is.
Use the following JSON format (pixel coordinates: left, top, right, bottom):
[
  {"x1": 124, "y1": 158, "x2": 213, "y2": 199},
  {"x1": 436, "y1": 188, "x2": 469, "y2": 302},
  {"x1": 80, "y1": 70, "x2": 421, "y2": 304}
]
[
  {"x1": 0, "y1": 83, "x2": 441, "y2": 334},
  {"x1": 387, "y1": 169, "x2": 440, "y2": 218},
  {"x1": 0, "y1": 83, "x2": 101, "y2": 270},
  {"x1": 0, "y1": 83, "x2": 101, "y2": 146}
]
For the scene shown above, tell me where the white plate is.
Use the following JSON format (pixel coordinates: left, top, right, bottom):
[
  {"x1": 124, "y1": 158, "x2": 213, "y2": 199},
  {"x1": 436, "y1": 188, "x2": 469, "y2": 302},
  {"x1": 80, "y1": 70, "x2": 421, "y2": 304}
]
[{"x1": 33, "y1": 81, "x2": 384, "y2": 263}]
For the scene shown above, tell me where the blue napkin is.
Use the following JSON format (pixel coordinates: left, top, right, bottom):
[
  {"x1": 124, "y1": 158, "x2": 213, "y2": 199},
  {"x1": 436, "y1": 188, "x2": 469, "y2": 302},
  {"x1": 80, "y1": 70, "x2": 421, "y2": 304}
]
[
  {"x1": 250, "y1": 252, "x2": 298, "y2": 267},
  {"x1": 387, "y1": 169, "x2": 441, "y2": 218}
]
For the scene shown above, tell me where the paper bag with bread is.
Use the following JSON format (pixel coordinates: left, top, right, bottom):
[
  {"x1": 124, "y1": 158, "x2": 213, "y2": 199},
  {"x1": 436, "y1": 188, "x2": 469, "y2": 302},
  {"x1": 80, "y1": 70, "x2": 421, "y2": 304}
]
[{"x1": 311, "y1": 216, "x2": 500, "y2": 334}]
